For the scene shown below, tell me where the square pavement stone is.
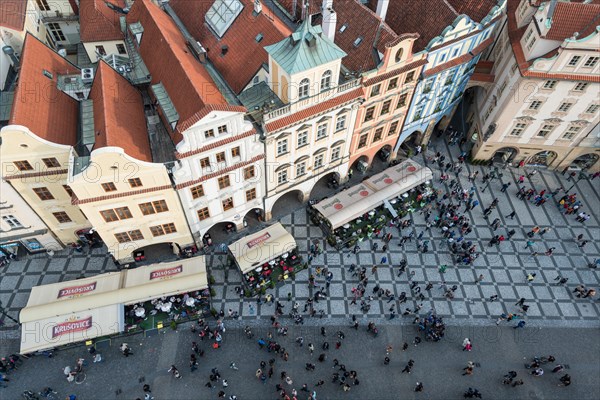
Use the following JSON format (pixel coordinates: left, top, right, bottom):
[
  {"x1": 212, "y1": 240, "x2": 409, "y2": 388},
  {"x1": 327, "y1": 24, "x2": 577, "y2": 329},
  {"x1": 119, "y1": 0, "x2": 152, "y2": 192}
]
[
  {"x1": 575, "y1": 302, "x2": 598, "y2": 318},
  {"x1": 406, "y1": 253, "x2": 421, "y2": 265},
  {"x1": 549, "y1": 286, "x2": 572, "y2": 300},
  {"x1": 458, "y1": 269, "x2": 476, "y2": 281},
  {"x1": 539, "y1": 301, "x2": 561, "y2": 317},
  {"x1": 433, "y1": 301, "x2": 451, "y2": 316},
  {"x1": 375, "y1": 268, "x2": 392, "y2": 281},
  {"x1": 358, "y1": 253, "x2": 375, "y2": 265},
  {"x1": 451, "y1": 301, "x2": 470, "y2": 316},
  {"x1": 532, "y1": 285, "x2": 553, "y2": 300},
  {"x1": 10, "y1": 291, "x2": 30, "y2": 308},
  {"x1": 462, "y1": 285, "x2": 481, "y2": 300},
  {"x1": 294, "y1": 285, "x2": 310, "y2": 298},
  {"x1": 327, "y1": 283, "x2": 344, "y2": 297},
  {"x1": 329, "y1": 300, "x2": 347, "y2": 315},
  {"x1": 41, "y1": 273, "x2": 63, "y2": 285},
  {"x1": 293, "y1": 226, "x2": 307, "y2": 238},
  {"x1": 556, "y1": 301, "x2": 579, "y2": 318},
  {"x1": 514, "y1": 285, "x2": 534, "y2": 299},
  {"x1": 508, "y1": 269, "x2": 527, "y2": 283},
  {"x1": 485, "y1": 301, "x2": 504, "y2": 316},
  {"x1": 326, "y1": 252, "x2": 342, "y2": 265},
  {"x1": 0, "y1": 275, "x2": 20, "y2": 290},
  {"x1": 46, "y1": 259, "x2": 67, "y2": 272},
  {"x1": 421, "y1": 253, "x2": 437, "y2": 265},
  {"x1": 524, "y1": 302, "x2": 542, "y2": 317},
  {"x1": 497, "y1": 284, "x2": 518, "y2": 299},
  {"x1": 19, "y1": 275, "x2": 41, "y2": 289},
  {"x1": 491, "y1": 269, "x2": 511, "y2": 283},
  {"x1": 468, "y1": 302, "x2": 487, "y2": 317}
]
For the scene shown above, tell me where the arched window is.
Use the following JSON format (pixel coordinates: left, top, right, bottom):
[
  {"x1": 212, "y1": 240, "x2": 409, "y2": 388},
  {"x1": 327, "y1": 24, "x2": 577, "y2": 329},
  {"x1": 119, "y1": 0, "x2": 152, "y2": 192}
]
[
  {"x1": 320, "y1": 70, "x2": 332, "y2": 91},
  {"x1": 395, "y1": 48, "x2": 404, "y2": 63},
  {"x1": 299, "y1": 78, "x2": 310, "y2": 98}
]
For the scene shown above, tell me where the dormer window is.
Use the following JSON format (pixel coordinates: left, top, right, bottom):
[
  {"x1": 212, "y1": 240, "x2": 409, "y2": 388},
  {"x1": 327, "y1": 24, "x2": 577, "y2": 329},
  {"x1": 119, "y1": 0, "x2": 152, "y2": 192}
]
[
  {"x1": 395, "y1": 48, "x2": 403, "y2": 63},
  {"x1": 320, "y1": 70, "x2": 332, "y2": 91},
  {"x1": 299, "y1": 78, "x2": 310, "y2": 99},
  {"x1": 353, "y1": 37, "x2": 363, "y2": 47}
]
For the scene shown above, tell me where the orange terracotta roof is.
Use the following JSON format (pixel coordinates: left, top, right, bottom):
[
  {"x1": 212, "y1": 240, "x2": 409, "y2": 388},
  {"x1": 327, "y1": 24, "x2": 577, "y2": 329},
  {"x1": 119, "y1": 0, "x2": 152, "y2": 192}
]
[
  {"x1": 367, "y1": 0, "x2": 498, "y2": 52},
  {"x1": 79, "y1": 0, "x2": 125, "y2": 42},
  {"x1": 3, "y1": 169, "x2": 68, "y2": 180},
  {"x1": 265, "y1": 87, "x2": 363, "y2": 133},
  {"x1": 9, "y1": 34, "x2": 79, "y2": 146},
  {"x1": 126, "y1": 0, "x2": 228, "y2": 143},
  {"x1": 89, "y1": 62, "x2": 152, "y2": 162},
  {"x1": 423, "y1": 36, "x2": 494, "y2": 77},
  {"x1": 73, "y1": 184, "x2": 173, "y2": 205},
  {"x1": 0, "y1": 0, "x2": 26, "y2": 31},
  {"x1": 169, "y1": 0, "x2": 292, "y2": 94},
  {"x1": 175, "y1": 128, "x2": 257, "y2": 159},
  {"x1": 545, "y1": 2, "x2": 600, "y2": 41},
  {"x1": 176, "y1": 154, "x2": 265, "y2": 190},
  {"x1": 277, "y1": 0, "x2": 321, "y2": 20},
  {"x1": 177, "y1": 104, "x2": 248, "y2": 133},
  {"x1": 507, "y1": 0, "x2": 600, "y2": 83}
]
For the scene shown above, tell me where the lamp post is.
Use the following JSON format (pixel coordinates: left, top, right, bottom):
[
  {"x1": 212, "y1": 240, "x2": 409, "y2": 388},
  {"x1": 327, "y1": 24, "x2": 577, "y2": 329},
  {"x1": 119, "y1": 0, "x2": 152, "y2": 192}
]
[{"x1": 566, "y1": 172, "x2": 587, "y2": 194}]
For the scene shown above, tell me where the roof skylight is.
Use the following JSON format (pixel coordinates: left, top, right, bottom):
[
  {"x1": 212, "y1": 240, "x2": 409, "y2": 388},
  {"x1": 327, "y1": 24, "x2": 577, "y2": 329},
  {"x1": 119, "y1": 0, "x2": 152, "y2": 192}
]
[{"x1": 205, "y1": 0, "x2": 244, "y2": 38}]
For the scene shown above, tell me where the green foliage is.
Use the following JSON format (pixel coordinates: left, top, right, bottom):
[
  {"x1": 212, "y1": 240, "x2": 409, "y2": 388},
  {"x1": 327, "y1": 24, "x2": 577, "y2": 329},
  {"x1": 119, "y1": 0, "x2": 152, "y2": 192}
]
[
  {"x1": 170, "y1": 320, "x2": 177, "y2": 330},
  {"x1": 208, "y1": 275, "x2": 216, "y2": 285},
  {"x1": 210, "y1": 288, "x2": 216, "y2": 297}
]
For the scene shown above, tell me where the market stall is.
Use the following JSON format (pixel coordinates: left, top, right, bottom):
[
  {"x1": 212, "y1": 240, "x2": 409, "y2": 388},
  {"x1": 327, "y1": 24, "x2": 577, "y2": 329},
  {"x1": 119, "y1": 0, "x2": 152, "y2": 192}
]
[
  {"x1": 228, "y1": 223, "x2": 300, "y2": 292},
  {"x1": 309, "y1": 160, "x2": 433, "y2": 248},
  {"x1": 19, "y1": 257, "x2": 208, "y2": 354}
]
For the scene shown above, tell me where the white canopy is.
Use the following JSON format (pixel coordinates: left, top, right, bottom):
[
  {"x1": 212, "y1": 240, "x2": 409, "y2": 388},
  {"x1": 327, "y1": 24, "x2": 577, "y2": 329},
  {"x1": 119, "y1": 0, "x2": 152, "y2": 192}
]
[
  {"x1": 229, "y1": 222, "x2": 297, "y2": 274},
  {"x1": 313, "y1": 160, "x2": 433, "y2": 230},
  {"x1": 19, "y1": 257, "x2": 207, "y2": 353}
]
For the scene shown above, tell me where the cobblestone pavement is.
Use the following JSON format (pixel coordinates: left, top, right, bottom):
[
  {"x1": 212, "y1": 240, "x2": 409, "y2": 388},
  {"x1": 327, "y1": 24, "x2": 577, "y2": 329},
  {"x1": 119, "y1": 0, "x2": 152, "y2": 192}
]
[
  {"x1": 1, "y1": 323, "x2": 599, "y2": 400},
  {"x1": 1, "y1": 136, "x2": 599, "y2": 354}
]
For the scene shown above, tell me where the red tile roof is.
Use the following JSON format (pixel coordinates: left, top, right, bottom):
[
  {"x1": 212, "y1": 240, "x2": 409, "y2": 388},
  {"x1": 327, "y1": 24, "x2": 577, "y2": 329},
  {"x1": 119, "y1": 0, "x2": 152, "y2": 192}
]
[
  {"x1": 9, "y1": 34, "x2": 79, "y2": 146},
  {"x1": 175, "y1": 128, "x2": 257, "y2": 159},
  {"x1": 3, "y1": 169, "x2": 68, "y2": 180},
  {"x1": 126, "y1": 0, "x2": 228, "y2": 144},
  {"x1": 89, "y1": 62, "x2": 152, "y2": 162},
  {"x1": 177, "y1": 104, "x2": 248, "y2": 133},
  {"x1": 79, "y1": 0, "x2": 125, "y2": 42},
  {"x1": 544, "y1": 2, "x2": 600, "y2": 41},
  {"x1": 507, "y1": 0, "x2": 600, "y2": 83},
  {"x1": 0, "y1": 0, "x2": 26, "y2": 31},
  {"x1": 176, "y1": 154, "x2": 265, "y2": 189},
  {"x1": 73, "y1": 184, "x2": 173, "y2": 205},
  {"x1": 265, "y1": 87, "x2": 362, "y2": 133},
  {"x1": 367, "y1": 0, "x2": 499, "y2": 52},
  {"x1": 277, "y1": 0, "x2": 321, "y2": 20},
  {"x1": 423, "y1": 37, "x2": 494, "y2": 77},
  {"x1": 169, "y1": 0, "x2": 293, "y2": 93}
]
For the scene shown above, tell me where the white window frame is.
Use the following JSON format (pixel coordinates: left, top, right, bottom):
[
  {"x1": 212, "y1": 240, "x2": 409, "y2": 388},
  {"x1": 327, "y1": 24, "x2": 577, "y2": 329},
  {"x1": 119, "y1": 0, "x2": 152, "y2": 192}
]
[
  {"x1": 536, "y1": 124, "x2": 555, "y2": 138},
  {"x1": 320, "y1": 70, "x2": 332, "y2": 91},
  {"x1": 314, "y1": 154, "x2": 324, "y2": 169},
  {"x1": 2, "y1": 215, "x2": 23, "y2": 229},
  {"x1": 585, "y1": 104, "x2": 599, "y2": 114},
  {"x1": 296, "y1": 162, "x2": 306, "y2": 177},
  {"x1": 299, "y1": 78, "x2": 310, "y2": 98},
  {"x1": 331, "y1": 146, "x2": 341, "y2": 161},
  {"x1": 573, "y1": 82, "x2": 589, "y2": 92},
  {"x1": 316, "y1": 123, "x2": 328, "y2": 140},
  {"x1": 557, "y1": 102, "x2": 573, "y2": 112},
  {"x1": 276, "y1": 139, "x2": 288, "y2": 156},
  {"x1": 583, "y1": 56, "x2": 599, "y2": 68},
  {"x1": 297, "y1": 131, "x2": 308, "y2": 147},
  {"x1": 335, "y1": 115, "x2": 346, "y2": 131},
  {"x1": 567, "y1": 55, "x2": 581, "y2": 67},
  {"x1": 529, "y1": 100, "x2": 542, "y2": 110},
  {"x1": 509, "y1": 122, "x2": 527, "y2": 137},
  {"x1": 562, "y1": 125, "x2": 581, "y2": 140},
  {"x1": 277, "y1": 170, "x2": 288, "y2": 184},
  {"x1": 542, "y1": 80, "x2": 557, "y2": 89}
]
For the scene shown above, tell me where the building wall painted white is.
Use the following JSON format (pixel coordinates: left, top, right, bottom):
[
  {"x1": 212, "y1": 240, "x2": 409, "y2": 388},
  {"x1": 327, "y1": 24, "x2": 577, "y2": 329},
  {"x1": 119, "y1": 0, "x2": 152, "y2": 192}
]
[{"x1": 83, "y1": 40, "x2": 128, "y2": 63}]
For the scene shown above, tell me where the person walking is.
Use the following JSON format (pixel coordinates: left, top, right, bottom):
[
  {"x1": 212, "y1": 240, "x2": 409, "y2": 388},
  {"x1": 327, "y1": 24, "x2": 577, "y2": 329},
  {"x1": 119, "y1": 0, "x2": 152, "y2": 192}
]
[
  {"x1": 513, "y1": 321, "x2": 526, "y2": 329},
  {"x1": 500, "y1": 182, "x2": 511, "y2": 192},
  {"x1": 524, "y1": 240, "x2": 535, "y2": 250},
  {"x1": 462, "y1": 338, "x2": 472, "y2": 351},
  {"x1": 578, "y1": 240, "x2": 589, "y2": 249},
  {"x1": 402, "y1": 360, "x2": 414, "y2": 373},
  {"x1": 462, "y1": 361, "x2": 474, "y2": 376},
  {"x1": 539, "y1": 227, "x2": 551, "y2": 237},
  {"x1": 545, "y1": 247, "x2": 555, "y2": 256},
  {"x1": 475, "y1": 274, "x2": 484, "y2": 283},
  {"x1": 505, "y1": 211, "x2": 516, "y2": 219},
  {"x1": 168, "y1": 365, "x2": 182, "y2": 379},
  {"x1": 526, "y1": 273, "x2": 536, "y2": 282},
  {"x1": 414, "y1": 382, "x2": 424, "y2": 392}
]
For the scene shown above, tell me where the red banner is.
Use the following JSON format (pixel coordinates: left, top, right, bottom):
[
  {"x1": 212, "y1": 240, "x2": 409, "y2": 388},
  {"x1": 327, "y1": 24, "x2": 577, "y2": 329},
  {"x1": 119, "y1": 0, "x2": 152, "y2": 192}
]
[
  {"x1": 57, "y1": 282, "x2": 97, "y2": 299},
  {"x1": 52, "y1": 316, "x2": 93, "y2": 338},
  {"x1": 247, "y1": 232, "x2": 271, "y2": 248},
  {"x1": 150, "y1": 265, "x2": 183, "y2": 280}
]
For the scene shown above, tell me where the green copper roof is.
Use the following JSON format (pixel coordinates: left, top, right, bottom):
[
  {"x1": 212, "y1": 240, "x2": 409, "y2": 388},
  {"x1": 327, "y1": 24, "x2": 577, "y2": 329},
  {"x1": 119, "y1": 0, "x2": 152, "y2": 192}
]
[{"x1": 264, "y1": 19, "x2": 347, "y2": 75}]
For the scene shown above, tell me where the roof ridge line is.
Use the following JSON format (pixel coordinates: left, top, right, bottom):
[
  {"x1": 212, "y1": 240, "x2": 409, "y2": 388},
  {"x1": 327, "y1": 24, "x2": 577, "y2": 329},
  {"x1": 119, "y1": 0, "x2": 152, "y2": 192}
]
[{"x1": 442, "y1": 0, "x2": 459, "y2": 17}]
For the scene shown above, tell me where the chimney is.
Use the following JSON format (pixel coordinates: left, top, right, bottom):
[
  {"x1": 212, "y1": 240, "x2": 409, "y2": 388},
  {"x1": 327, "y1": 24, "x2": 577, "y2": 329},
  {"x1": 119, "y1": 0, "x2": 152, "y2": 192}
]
[
  {"x1": 376, "y1": 0, "x2": 389, "y2": 21},
  {"x1": 322, "y1": 1, "x2": 337, "y2": 42},
  {"x1": 254, "y1": 0, "x2": 262, "y2": 15}
]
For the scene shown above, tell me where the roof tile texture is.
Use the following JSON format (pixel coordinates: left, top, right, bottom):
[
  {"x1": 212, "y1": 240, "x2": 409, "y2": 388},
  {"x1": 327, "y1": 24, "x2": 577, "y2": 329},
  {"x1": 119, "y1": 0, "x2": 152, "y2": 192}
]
[
  {"x1": 79, "y1": 0, "x2": 125, "y2": 42},
  {"x1": 545, "y1": 2, "x2": 600, "y2": 41},
  {"x1": 0, "y1": 0, "x2": 26, "y2": 31}
]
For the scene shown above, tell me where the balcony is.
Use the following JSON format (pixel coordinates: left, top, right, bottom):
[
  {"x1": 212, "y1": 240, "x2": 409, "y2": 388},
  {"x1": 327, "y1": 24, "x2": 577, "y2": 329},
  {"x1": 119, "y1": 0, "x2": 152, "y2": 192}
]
[{"x1": 264, "y1": 79, "x2": 360, "y2": 122}]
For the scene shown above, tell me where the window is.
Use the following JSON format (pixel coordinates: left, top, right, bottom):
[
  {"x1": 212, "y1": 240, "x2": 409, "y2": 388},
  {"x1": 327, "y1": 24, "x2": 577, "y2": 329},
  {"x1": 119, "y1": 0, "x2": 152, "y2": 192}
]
[
  {"x1": 216, "y1": 152, "x2": 226, "y2": 163},
  {"x1": 394, "y1": 48, "x2": 403, "y2": 63},
  {"x1": 423, "y1": 78, "x2": 434, "y2": 93},
  {"x1": 191, "y1": 184, "x2": 205, "y2": 199},
  {"x1": 101, "y1": 182, "x2": 117, "y2": 192},
  {"x1": 299, "y1": 78, "x2": 310, "y2": 98},
  {"x1": 277, "y1": 139, "x2": 288, "y2": 156},
  {"x1": 439, "y1": 53, "x2": 447, "y2": 63},
  {"x1": 244, "y1": 166, "x2": 255, "y2": 180},
  {"x1": 373, "y1": 127, "x2": 384, "y2": 142},
  {"x1": 197, "y1": 207, "x2": 210, "y2": 221},
  {"x1": 364, "y1": 107, "x2": 375, "y2": 122},
  {"x1": 316, "y1": 124, "x2": 328, "y2": 140},
  {"x1": 296, "y1": 162, "x2": 306, "y2": 177},
  {"x1": 405, "y1": 71, "x2": 414, "y2": 83},
  {"x1": 14, "y1": 160, "x2": 33, "y2": 171},
  {"x1": 484, "y1": 105, "x2": 493, "y2": 121},
  {"x1": 277, "y1": 170, "x2": 288, "y2": 184},
  {"x1": 511, "y1": 63, "x2": 519, "y2": 74},
  {"x1": 537, "y1": 124, "x2": 554, "y2": 138},
  {"x1": 100, "y1": 209, "x2": 118, "y2": 222},
  {"x1": 52, "y1": 211, "x2": 72, "y2": 223},
  {"x1": 371, "y1": 84, "x2": 381, "y2": 96},
  {"x1": 200, "y1": 157, "x2": 210, "y2": 168},
  {"x1": 63, "y1": 185, "x2": 73, "y2": 197},
  {"x1": 297, "y1": 130, "x2": 308, "y2": 147},
  {"x1": 509, "y1": 123, "x2": 527, "y2": 137},
  {"x1": 357, "y1": 134, "x2": 368, "y2": 148},
  {"x1": 150, "y1": 223, "x2": 177, "y2": 237},
  {"x1": 568, "y1": 55, "x2": 581, "y2": 66},
  {"x1": 246, "y1": 188, "x2": 257, "y2": 201},
  {"x1": 129, "y1": 230, "x2": 144, "y2": 241},
  {"x1": 331, "y1": 146, "x2": 341, "y2": 161},
  {"x1": 388, "y1": 121, "x2": 399, "y2": 136},
  {"x1": 526, "y1": 36, "x2": 536, "y2": 50},
  {"x1": 314, "y1": 154, "x2": 324, "y2": 169},
  {"x1": 115, "y1": 230, "x2": 144, "y2": 243},
  {"x1": 114, "y1": 232, "x2": 131, "y2": 243},
  {"x1": 353, "y1": 37, "x2": 363, "y2": 47},
  {"x1": 585, "y1": 104, "x2": 599, "y2": 114},
  {"x1": 497, "y1": 80, "x2": 507, "y2": 96},
  {"x1": 397, "y1": 93, "x2": 408, "y2": 108},
  {"x1": 115, "y1": 207, "x2": 133, "y2": 220},
  {"x1": 558, "y1": 102, "x2": 573, "y2": 112},
  {"x1": 139, "y1": 200, "x2": 169, "y2": 215},
  {"x1": 529, "y1": 100, "x2": 543, "y2": 110},
  {"x1": 95, "y1": 45, "x2": 106, "y2": 56},
  {"x1": 33, "y1": 187, "x2": 54, "y2": 200},
  {"x1": 48, "y1": 23, "x2": 66, "y2": 42},
  {"x1": 36, "y1": 0, "x2": 50, "y2": 11},
  {"x1": 452, "y1": 47, "x2": 460, "y2": 57},
  {"x1": 562, "y1": 126, "x2": 581, "y2": 140},
  {"x1": 388, "y1": 78, "x2": 398, "y2": 90},
  {"x1": 222, "y1": 197, "x2": 234, "y2": 211},
  {"x1": 42, "y1": 157, "x2": 60, "y2": 168},
  {"x1": 583, "y1": 56, "x2": 599, "y2": 68},
  {"x1": 128, "y1": 178, "x2": 142, "y2": 188},
  {"x1": 116, "y1": 43, "x2": 127, "y2": 55},
  {"x1": 204, "y1": 129, "x2": 215, "y2": 138},
  {"x1": 335, "y1": 115, "x2": 346, "y2": 131},
  {"x1": 218, "y1": 125, "x2": 227, "y2": 134},
  {"x1": 231, "y1": 147, "x2": 240, "y2": 157},
  {"x1": 2, "y1": 215, "x2": 22, "y2": 229},
  {"x1": 524, "y1": 29, "x2": 533, "y2": 44},
  {"x1": 218, "y1": 175, "x2": 231, "y2": 189},
  {"x1": 320, "y1": 70, "x2": 332, "y2": 91},
  {"x1": 380, "y1": 100, "x2": 391, "y2": 115},
  {"x1": 542, "y1": 80, "x2": 557, "y2": 89},
  {"x1": 573, "y1": 82, "x2": 589, "y2": 92}
]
